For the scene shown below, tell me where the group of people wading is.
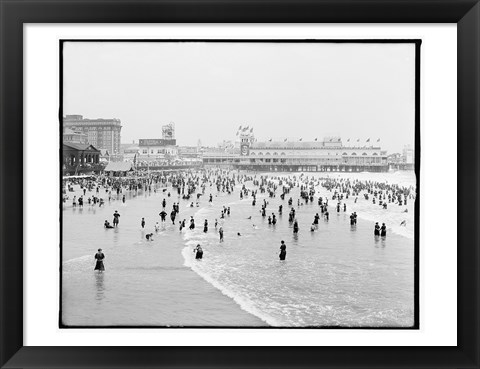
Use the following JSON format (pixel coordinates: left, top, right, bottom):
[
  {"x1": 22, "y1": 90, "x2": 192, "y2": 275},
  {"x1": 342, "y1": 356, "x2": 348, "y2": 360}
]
[{"x1": 61, "y1": 169, "x2": 412, "y2": 271}]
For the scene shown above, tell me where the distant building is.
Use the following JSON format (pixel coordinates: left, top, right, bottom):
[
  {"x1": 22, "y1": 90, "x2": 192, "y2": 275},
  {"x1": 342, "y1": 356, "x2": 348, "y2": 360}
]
[
  {"x1": 178, "y1": 146, "x2": 200, "y2": 159},
  {"x1": 63, "y1": 115, "x2": 122, "y2": 156},
  {"x1": 122, "y1": 146, "x2": 140, "y2": 162},
  {"x1": 63, "y1": 128, "x2": 88, "y2": 144},
  {"x1": 203, "y1": 126, "x2": 388, "y2": 172},
  {"x1": 402, "y1": 145, "x2": 415, "y2": 164},
  {"x1": 137, "y1": 138, "x2": 178, "y2": 163},
  {"x1": 387, "y1": 153, "x2": 403, "y2": 165},
  {"x1": 63, "y1": 143, "x2": 101, "y2": 167}
]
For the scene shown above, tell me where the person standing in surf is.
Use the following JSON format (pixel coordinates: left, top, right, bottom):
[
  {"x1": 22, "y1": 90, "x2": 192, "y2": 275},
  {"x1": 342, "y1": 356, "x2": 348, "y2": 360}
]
[
  {"x1": 194, "y1": 244, "x2": 203, "y2": 259},
  {"x1": 94, "y1": 248, "x2": 105, "y2": 272},
  {"x1": 219, "y1": 227, "x2": 224, "y2": 242},
  {"x1": 374, "y1": 222, "x2": 380, "y2": 236},
  {"x1": 203, "y1": 219, "x2": 208, "y2": 233},
  {"x1": 293, "y1": 220, "x2": 299, "y2": 234},
  {"x1": 113, "y1": 210, "x2": 120, "y2": 227},
  {"x1": 189, "y1": 216, "x2": 195, "y2": 230},
  {"x1": 381, "y1": 223, "x2": 387, "y2": 237},
  {"x1": 279, "y1": 240, "x2": 287, "y2": 260}
]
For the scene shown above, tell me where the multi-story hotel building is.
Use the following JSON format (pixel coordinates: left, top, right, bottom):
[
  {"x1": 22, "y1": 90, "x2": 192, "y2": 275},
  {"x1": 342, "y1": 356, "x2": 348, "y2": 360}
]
[
  {"x1": 63, "y1": 128, "x2": 88, "y2": 144},
  {"x1": 63, "y1": 115, "x2": 122, "y2": 155}
]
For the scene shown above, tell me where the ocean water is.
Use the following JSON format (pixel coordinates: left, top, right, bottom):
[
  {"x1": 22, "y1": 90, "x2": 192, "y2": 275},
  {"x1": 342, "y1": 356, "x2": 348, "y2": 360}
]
[{"x1": 62, "y1": 170, "x2": 415, "y2": 327}]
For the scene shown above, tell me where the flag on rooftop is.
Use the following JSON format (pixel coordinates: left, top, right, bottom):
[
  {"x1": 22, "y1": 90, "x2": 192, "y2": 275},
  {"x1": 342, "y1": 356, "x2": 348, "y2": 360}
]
[{"x1": 299, "y1": 138, "x2": 303, "y2": 141}]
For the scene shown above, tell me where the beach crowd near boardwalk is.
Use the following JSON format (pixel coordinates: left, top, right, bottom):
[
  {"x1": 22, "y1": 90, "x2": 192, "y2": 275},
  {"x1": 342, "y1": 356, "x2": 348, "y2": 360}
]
[
  {"x1": 65, "y1": 169, "x2": 414, "y2": 260},
  {"x1": 62, "y1": 168, "x2": 416, "y2": 327}
]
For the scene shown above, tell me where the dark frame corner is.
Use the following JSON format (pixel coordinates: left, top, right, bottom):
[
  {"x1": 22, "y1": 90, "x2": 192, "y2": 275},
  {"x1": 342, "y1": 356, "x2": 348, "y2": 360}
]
[{"x1": 1, "y1": 1, "x2": 479, "y2": 368}]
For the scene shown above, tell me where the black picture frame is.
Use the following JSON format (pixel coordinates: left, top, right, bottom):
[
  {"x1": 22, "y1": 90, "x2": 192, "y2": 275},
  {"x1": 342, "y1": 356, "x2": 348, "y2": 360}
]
[
  {"x1": 0, "y1": 1, "x2": 478, "y2": 368},
  {"x1": 58, "y1": 38, "x2": 421, "y2": 330}
]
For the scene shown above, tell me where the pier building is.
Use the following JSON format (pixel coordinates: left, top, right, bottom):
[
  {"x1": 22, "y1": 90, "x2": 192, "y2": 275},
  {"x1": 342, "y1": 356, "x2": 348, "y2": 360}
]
[{"x1": 203, "y1": 128, "x2": 388, "y2": 172}]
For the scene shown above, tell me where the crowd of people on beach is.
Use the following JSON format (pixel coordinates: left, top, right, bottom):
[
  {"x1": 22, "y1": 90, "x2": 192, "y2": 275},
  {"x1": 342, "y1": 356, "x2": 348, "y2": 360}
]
[{"x1": 63, "y1": 168, "x2": 415, "y2": 271}]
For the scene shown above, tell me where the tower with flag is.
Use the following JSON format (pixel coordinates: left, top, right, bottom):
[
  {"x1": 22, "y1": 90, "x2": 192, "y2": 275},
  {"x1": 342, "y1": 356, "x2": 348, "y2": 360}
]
[{"x1": 235, "y1": 124, "x2": 255, "y2": 156}]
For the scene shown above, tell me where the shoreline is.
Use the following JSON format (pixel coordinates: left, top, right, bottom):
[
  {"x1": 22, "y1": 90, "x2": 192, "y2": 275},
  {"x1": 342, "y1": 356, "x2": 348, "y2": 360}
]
[
  {"x1": 62, "y1": 185, "x2": 268, "y2": 327},
  {"x1": 179, "y1": 175, "x2": 414, "y2": 327}
]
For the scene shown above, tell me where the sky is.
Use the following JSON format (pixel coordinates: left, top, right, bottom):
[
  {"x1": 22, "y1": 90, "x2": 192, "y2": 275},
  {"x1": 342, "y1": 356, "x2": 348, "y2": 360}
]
[{"x1": 63, "y1": 41, "x2": 416, "y2": 154}]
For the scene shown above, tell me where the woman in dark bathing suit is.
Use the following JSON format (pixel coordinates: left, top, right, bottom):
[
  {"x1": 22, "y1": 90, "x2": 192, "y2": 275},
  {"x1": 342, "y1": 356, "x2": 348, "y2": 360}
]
[
  {"x1": 374, "y1": 222, "x2": 380, "y2": 236},
  {"x1": 194, "y1": 244, "x2": 203, "y2": 259},
  {"x1": 94, "y1": 248, "x2": 105, "y2": 272},
  {"x1": 380, "y1": 223, "x2": 387, "y2": 237}
]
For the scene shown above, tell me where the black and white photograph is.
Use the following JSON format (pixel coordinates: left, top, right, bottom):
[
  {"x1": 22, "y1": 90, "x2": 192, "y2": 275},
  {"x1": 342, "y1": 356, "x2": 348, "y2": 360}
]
[{"x1": 61, "y1": 40, "x2": 419, "y2": 328}]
